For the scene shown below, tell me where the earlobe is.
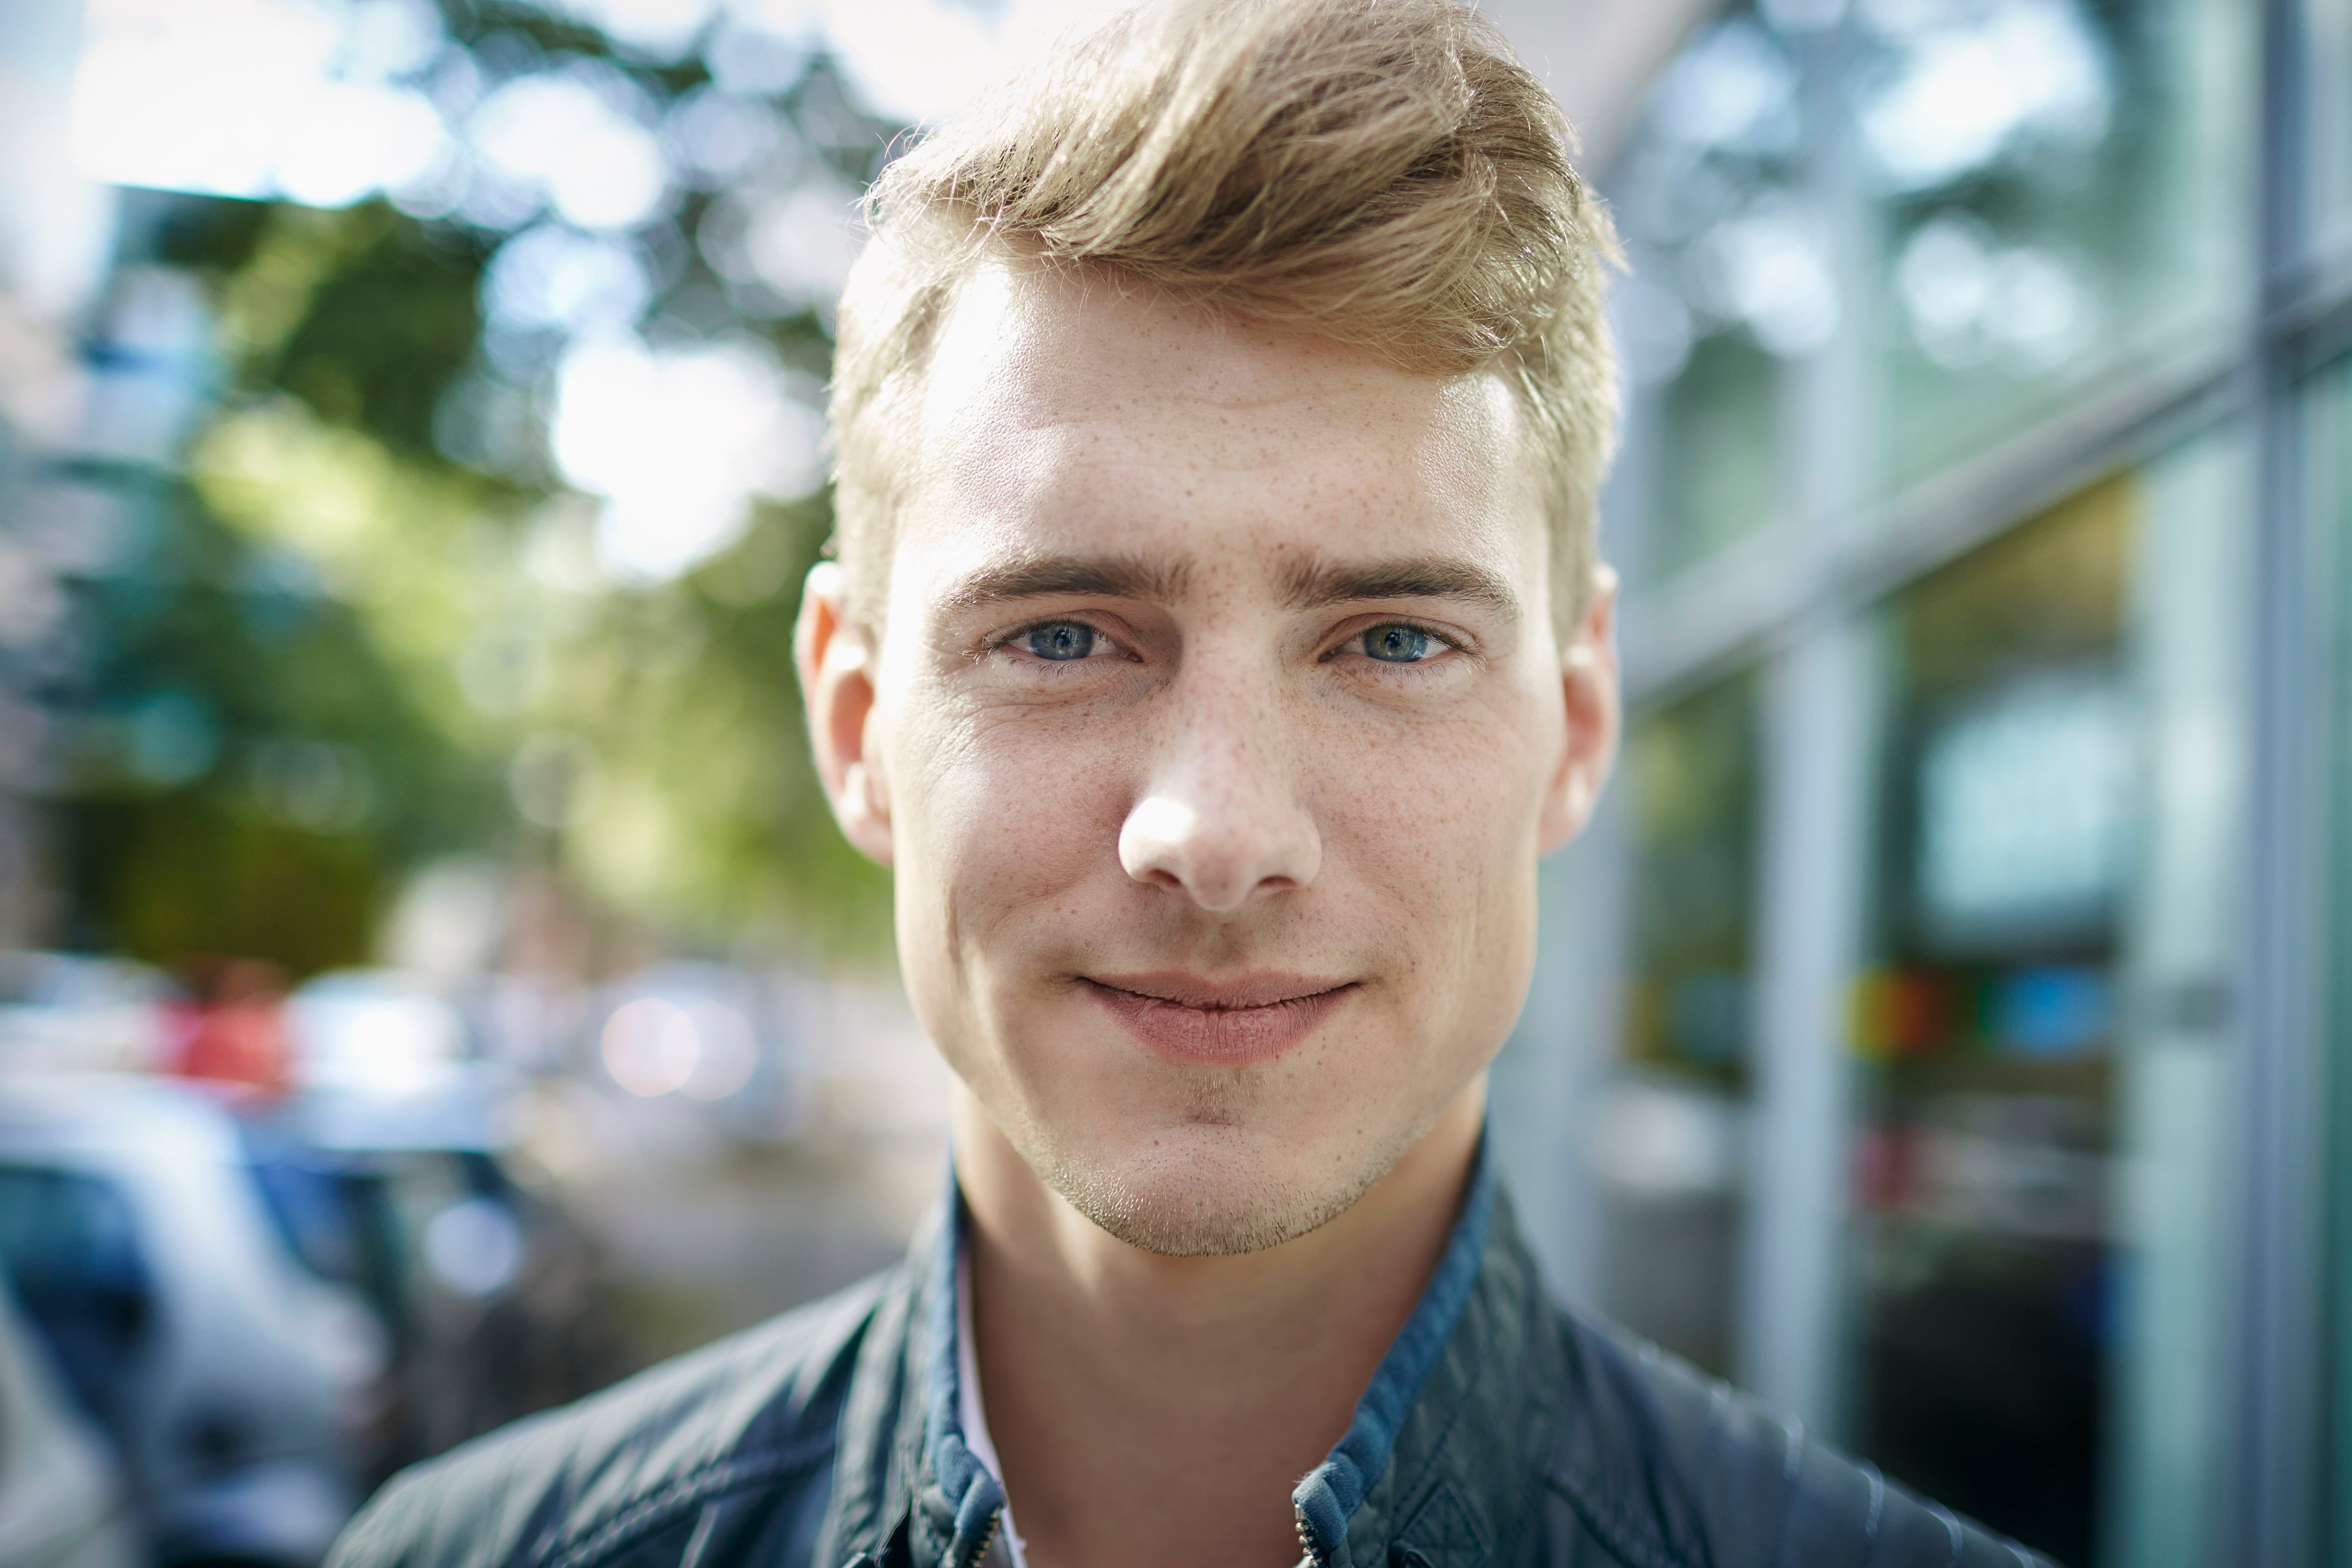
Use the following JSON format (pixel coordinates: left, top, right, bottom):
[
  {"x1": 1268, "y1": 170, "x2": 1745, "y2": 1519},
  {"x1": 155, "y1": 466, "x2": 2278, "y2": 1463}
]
[
  {"x1": 844, "y1": 758, "x2": 892, "y2": 844},
  {"x1": 1537, "y1": 566, "x2": 1622, "y2": 856},
  {"x1": 795, "y1": 561, "x2": 895, "y2": 865}
]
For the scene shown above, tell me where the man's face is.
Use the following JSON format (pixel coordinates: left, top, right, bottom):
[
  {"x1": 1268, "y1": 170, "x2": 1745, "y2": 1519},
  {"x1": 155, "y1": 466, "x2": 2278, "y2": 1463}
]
[{"x1": 802, "y1": 266, "x2": 1617, "y2": 1255}]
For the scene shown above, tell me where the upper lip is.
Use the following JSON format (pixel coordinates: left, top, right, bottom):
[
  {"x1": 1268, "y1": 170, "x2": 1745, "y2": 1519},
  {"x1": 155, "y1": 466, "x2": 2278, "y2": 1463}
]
[{"x1": 1082, "y1": 971, "x2": 1355, "y2": 1010}]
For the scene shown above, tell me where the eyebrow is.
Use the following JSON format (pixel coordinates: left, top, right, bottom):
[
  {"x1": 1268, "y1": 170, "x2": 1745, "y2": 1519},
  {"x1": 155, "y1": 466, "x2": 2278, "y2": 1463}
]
[
  {"x1": 932, "y1": 549, "x2": 1521, "y2": 621},
  {"x1": 936, "y1": 554, "x2": 1196, "y2": 612},
  {"x1": 1279, "y1": 555, "x2": 1523, "y2": 621}
]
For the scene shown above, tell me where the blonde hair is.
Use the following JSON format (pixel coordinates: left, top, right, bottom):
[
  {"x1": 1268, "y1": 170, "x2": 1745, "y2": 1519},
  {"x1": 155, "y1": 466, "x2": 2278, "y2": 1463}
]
[{"x1": 828, "y1": 0, "x2": 1620, "y2": 635}]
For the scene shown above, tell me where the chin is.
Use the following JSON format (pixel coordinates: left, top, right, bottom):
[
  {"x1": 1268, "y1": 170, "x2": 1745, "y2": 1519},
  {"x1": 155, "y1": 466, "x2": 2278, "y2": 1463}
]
[{"x1": 1018, "y1": 1106, "x2": 1421, "y2": 1258}]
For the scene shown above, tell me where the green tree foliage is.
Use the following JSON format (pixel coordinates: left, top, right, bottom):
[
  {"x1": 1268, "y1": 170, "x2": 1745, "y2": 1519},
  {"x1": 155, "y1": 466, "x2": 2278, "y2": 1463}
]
[
  {"x1": 48, "y1": 459, "x2": 502, "y2": 972},
  {"x1": 224, "y1": 203, "x2": 492, "y2": 457},
  {"x1": 53, "y1": 9, "x2": 900, "y2": 973}
]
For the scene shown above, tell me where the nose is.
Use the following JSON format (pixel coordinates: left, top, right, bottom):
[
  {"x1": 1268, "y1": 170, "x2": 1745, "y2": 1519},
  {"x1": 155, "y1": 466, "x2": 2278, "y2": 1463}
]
[{"x1": 1118, "y1": 692, "x2": 1322, "y2": 913}]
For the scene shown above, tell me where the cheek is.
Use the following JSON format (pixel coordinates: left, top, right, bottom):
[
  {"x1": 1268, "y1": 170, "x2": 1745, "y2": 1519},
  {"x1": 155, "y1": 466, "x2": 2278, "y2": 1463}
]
[
  {"x1": 890, "y1": 686, "x2": 1136, "y2": 947},
  {"x1": 1317, "y1": 690, "x2": 1552, "y2": 886},
  {"x1": 1311, "y1": 689, "x2": 1551, "y2": 1013}
]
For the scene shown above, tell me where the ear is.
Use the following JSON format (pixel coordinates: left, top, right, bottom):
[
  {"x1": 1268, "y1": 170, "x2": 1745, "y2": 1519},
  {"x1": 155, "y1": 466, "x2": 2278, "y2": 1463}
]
[
  {"x1": 1537, "y1": 564, "x2": 1621, "y2": 856},
  {"x1": 795, "y1": 561, "x2": 895, "y2": 865}
]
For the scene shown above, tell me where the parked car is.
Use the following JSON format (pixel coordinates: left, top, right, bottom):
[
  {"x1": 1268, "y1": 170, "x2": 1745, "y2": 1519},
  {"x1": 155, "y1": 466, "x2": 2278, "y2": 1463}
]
[
  {"x1": 0, "y1": 953, "x2": 171, "y2": 1076},
  {"x1": 0, "y1": 1273, "x2": 140, "y2": 1568},
  {"x1": 232, "y1": 1104, "x2": 626, "y2": 1469},
  {"x1": 268, "y1": 969, "x2": 627, "y2": 1461},
  {"x1": 0, "y1": 1074, "x2": 388, "y2": 1567}
]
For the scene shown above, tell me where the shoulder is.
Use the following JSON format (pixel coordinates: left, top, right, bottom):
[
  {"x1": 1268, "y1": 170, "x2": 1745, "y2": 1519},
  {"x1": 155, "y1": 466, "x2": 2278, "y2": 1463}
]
[
  {"x1": 327, "y1": 1268, "x2": 899, "y2": 1568},
  {"x1": 1538, "y1": 1306, "x2": 2053, "y2": 1568}
]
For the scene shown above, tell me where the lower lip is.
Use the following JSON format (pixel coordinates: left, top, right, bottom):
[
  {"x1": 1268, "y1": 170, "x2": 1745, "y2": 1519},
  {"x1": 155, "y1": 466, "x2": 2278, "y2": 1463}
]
[{"x1": 1083, "y1": 980, "x2": 1355, "y2": 1067}]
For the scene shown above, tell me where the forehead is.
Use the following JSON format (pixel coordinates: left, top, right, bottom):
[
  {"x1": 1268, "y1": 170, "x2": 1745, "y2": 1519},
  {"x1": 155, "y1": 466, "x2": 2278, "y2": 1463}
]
[{"x1": 896, "y1": 264, "x2": 1541, "y2": 580}]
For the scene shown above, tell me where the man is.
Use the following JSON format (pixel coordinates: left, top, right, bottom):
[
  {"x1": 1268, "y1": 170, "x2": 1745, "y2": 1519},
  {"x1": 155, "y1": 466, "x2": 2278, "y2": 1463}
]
[{"x1": 332, "y1": 2, "x2": 2047, "y2": 1565}]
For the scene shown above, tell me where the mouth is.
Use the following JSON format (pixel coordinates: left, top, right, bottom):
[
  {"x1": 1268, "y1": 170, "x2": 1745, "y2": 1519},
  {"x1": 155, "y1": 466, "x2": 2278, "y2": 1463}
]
[{"x1": 1080, "y1": 971, "x2": 1359, "y2": 1066}]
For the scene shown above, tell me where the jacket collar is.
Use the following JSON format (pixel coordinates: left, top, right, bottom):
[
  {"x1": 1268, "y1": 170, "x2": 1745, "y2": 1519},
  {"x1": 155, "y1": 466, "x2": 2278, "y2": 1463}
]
[
  {"x1": 815, "y1": 1136, "x2": 1562, "y2": 1568},
  {"x1": 1290, "y1": 1139, "x2": 1496, "y2": 1565}
]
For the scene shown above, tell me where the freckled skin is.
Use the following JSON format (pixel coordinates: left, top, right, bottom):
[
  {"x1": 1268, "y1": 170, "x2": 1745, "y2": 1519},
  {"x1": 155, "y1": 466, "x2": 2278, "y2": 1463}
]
[
  {"x1": 796, "y1": 270, "x2": 1616, "y2": 1565},
  {"x1": 801, "y1": 265, "x2": 1621, "y2": 1254}
]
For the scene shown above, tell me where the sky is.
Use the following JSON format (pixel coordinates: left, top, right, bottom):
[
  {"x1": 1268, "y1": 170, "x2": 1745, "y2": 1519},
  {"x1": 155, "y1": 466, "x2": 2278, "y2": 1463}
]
[{"x1": 67, "y1": 0, "x2": 1130, "y2": 208}]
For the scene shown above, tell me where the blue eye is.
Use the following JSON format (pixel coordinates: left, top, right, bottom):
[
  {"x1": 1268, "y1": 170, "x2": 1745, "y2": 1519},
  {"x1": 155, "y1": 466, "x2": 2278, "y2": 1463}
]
[
  {"x1": 1363, "y1": 624, "x2": 1430, "y2": 663},
  {"x1": 1025, "y1": 621, "x2": 1097, "y2": 661}
]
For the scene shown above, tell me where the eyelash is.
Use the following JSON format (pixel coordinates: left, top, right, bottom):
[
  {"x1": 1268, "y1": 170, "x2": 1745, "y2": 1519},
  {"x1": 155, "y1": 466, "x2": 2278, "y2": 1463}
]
[{"x1": 985, "y1": 617, "x2": 1469, "y2": 666}]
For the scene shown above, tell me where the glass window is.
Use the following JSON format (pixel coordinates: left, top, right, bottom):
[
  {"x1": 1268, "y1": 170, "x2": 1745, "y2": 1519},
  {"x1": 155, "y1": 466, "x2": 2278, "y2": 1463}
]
[
  {"x1": 1592, "y1": 670, "x2": 1761, "y2": 1377},
  {"x1": 1608, "y1": 8, "x2": 1804, "y2": 587},
  {"x1": 2314, "y1": 0, "x2": 2352, "y2": 255},
  {"x1": 1849, "y1": 433, "x2": 2247, "y2": 1568},
  {"x1": 1648, "y1": 333, "x2": 1787, "y2": 579},
  {"x1": 1606, "y1": 0, "x2": 2252, "y2": 585},
  {"x1": 0, "y1": 1163, "x2": 153, "y2": 1429},
  {"x1": 2319, "y1": 359, "x2": 2352, "y2": 1564},
  {"x1": 1853, "y1": 478, "x2": 2133, "y2": 1567},
  {"x1": 1861, "y1": 0, "x2": 2254, "y2": 488},
  {"x1": 238, "y1": 1121, "x2": 404, "y2": 1327}
]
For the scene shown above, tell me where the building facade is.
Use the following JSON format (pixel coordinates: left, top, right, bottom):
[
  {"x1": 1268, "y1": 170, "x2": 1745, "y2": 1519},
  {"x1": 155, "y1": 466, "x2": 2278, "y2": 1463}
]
[{"x1": 1488, "y1": 2, "x2": 2352, "y2": 1565}]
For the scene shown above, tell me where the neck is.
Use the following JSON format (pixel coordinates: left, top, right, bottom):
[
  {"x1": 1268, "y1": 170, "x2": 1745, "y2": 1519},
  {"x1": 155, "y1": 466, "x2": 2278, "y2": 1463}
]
[{"x1": 954, "y1": 1084, "x2": 1486, "y2": 1568}]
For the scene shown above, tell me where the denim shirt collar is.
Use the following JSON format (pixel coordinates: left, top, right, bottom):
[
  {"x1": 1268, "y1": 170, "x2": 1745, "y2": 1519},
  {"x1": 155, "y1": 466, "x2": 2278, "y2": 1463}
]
[
  {"x1": 921, "y1": 1177, "x2": 1005, "y2": 1564},
  {"x1": 914, "y1": 1136, "x2": 1500, "y2": 1568}
]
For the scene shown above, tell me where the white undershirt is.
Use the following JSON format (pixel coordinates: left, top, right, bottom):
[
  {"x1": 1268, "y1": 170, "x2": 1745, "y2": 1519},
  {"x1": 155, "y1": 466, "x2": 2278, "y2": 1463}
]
[{"x1": 955, "y1": 1252, "x2": 1032, "y2": 1568}]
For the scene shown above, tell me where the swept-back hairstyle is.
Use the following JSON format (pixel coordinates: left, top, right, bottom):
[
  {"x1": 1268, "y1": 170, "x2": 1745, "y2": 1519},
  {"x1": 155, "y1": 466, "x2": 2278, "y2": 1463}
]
[{"x1": 829, "y1": 0, "x2": 1620, "y2": 635}]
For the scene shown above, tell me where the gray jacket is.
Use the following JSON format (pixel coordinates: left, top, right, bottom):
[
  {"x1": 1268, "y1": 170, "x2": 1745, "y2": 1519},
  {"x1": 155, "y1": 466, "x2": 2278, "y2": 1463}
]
[{"x1": 327, "y1": 1150, "x2": 2051, "y2": 1568}]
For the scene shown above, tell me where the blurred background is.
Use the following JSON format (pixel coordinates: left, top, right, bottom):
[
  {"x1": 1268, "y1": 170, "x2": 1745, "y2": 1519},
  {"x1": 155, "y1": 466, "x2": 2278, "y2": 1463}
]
[{"x1": 0, "y1": 0, "x2": 2344, "y2": 1565}]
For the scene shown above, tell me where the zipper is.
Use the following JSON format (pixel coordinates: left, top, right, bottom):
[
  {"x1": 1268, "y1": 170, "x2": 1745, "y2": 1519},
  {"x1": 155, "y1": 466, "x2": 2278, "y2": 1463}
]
[
  {"x1": 969, "y1": 1505, "x2": 1004, "y2": 1568},
  {"x1": 1295, "y1": 1500, "x2": 1324, "y2": 1568}
]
